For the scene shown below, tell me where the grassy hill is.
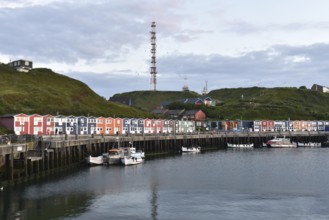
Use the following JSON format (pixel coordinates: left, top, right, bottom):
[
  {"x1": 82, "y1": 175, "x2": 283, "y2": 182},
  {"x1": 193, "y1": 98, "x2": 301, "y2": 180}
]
[
  {"x1": 110, "y1": 87, "x2": 329, "y2": 120},
  {"x1": 0, "y1": 64, "x2": 152, "y2": 118},
  {"x1": 208, "y1": 87, "x2": 329, "y2": 120},
  {"x1": 110, "y1": 90, "x2": 200, "y2": 110},
  {"x1": 2, "y1": 61, "x2": 328, "y2": 121}
]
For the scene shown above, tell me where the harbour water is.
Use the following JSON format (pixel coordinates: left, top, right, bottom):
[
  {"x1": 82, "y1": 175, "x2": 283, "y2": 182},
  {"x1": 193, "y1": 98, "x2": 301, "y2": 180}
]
[{"x1": 2, "y1": 147, "x2": 329, "y2": 219}]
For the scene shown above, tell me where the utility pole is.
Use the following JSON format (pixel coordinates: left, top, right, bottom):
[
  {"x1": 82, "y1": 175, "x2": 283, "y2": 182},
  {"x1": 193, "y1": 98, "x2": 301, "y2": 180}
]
[{"x1": 150, "y1": 21, "x2": 157, "y2": 91}]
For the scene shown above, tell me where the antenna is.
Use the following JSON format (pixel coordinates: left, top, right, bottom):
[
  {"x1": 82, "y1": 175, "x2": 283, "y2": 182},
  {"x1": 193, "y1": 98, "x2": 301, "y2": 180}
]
[
  {"x1": 182, "y1": 75, "x2": 189, "y2": 91},
  {"x1": 150, "y1": 21, "x2": 157, "y2": 91},
  {"x1": 202, "y1": 81, "x2": 208, "y2": 95}
]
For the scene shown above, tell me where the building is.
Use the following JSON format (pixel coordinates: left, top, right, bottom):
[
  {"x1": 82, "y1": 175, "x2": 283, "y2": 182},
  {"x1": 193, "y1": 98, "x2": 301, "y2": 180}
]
[
  {"x1": 182, "y1": 110, "x2": 206, "y2": 121},
  {"x1": 8, "y1": 59, "x2": 33, "y2": 72},
  {"x1": 43, "y1": 114, "x2": 55, "y2": 135},
  {"x1": 54, "y1": 115, "x2": 67, "y2": 134},
  {"x1": 165, "y1": 109, "x2": 185, "y2": 120},
  {"x1": 311, "y1": 84, "x2": 329, "y2": 93},
  {"x1": 78, "y1": 116, "x2": 88, "y2": 135},
  {"x1": 87, "y1": 116, "x2": 97, "y2": 134},
  {"x1": 29, "y1": 114, "x2": 43, "y2": 135},
  {"x1": 160, "y1": 97, "x2": 217, "y2": 109},
  {"x1": 0, "y1": 114, "x2": 29, "y2": 135}
]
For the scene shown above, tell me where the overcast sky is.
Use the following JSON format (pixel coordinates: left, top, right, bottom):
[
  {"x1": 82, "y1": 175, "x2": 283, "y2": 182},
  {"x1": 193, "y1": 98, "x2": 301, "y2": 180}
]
[{"x1": 1, "y1": 0, "x2": 329, "y2": 98}]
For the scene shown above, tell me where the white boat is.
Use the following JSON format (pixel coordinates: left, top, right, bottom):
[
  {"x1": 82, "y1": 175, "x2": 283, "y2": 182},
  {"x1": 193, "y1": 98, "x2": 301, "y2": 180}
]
[
  {"x1": 227, "y1": 143, "x2": 254, "y2": 148},
  {"x1": 266, "y1": 137, "x2": 297, "y2": 148},
  {"x1": 121, "y1": 155, "x2": 144, "y2": 166},
  {"x1": 181, "y1": 146, "x2": 201, "y2": 153},
  {"x1": 296, "y1": 142, "x2": 322, "y2": 147},
  {"x1": 86, "y1": 155, "x2": 104, "y2": 165},
  {"x1": 121, "y1": 144, "x2": 145, "y2": 166},
  {"x1": 130, "y1": 147, "x2": 145, "y2": 158}
]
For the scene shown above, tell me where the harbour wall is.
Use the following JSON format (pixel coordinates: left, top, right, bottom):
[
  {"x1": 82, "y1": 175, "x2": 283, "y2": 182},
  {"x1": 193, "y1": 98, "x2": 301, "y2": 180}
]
[{"x1": 0, "y1": 131, "x2": 328, "y2": 186}]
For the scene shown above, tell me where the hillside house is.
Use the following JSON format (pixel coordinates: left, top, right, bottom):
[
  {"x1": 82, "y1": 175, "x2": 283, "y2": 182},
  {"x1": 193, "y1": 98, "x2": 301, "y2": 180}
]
[
  {"x1": 152, "y1": 109, "x2": 168, "y2": 116},
  {"x1": 311, "y1": 84, "x2": 329, "y2": 93},
  {"x1": 183, "y1": 97, "x2": 216, "y2": 107},
  {"x1": 165, "y1": 109, "x2": 185, "y2": 120},
  {"x1": 8, "y1": 59, "x2": 33, "y2": 72},
  {"x1": 160, "y1": 97, "x2": 217, "y2": 109},
  {"x1": 182, "y1": 110, "x2": 206, "y2": 121}
]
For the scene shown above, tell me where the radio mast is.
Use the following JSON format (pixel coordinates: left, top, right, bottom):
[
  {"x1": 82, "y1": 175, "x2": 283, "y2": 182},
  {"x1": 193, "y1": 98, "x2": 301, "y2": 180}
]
[{"x1": 150, "y1": 21, "x2": 157, "y2": 91}]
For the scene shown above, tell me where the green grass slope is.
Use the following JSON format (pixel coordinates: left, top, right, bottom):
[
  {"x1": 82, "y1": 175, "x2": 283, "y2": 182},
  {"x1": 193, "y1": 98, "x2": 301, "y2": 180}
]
[
  {"x1": 0, "y1": 64, "x2": 152, "y2": 118},
  {"x1": 110, "y1": 90, "x2": 200, "y2": 110},
  {"x1": 110, "y1": 87, "x2": 329, "y2": 120},
  {"x1": 208, "y1": 87, "x2": 329, "y2": 120}
]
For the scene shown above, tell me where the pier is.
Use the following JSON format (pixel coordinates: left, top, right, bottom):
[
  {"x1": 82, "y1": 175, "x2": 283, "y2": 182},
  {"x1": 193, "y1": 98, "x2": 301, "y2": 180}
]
[{"x1": 0, "y1": 131, "x2": 328, "y2": 186}]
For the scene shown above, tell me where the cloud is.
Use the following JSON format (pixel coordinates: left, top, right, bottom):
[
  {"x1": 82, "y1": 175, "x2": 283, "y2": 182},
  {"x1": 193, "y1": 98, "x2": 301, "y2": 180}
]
[
  {"x1": 0, "y1": 0, "x2": 195, "y2": 64},
  {"x1": 157, "y1": 43, "x2": 329, "y2": 90},
  {"x1": 2, "y1": 1, "x2": 329, "y2": 99},
  {"x1": 60, "y1": 43, "x2": 329, "y2": 98}
]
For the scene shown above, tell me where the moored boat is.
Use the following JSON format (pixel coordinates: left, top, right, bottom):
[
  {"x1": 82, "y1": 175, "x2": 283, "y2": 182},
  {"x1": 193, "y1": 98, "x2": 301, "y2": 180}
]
[
  {"x1": 85, "y1": 155, "x2": 104, "y2": 165},
  {"x1": 266, "y1": 137, "x2": 297, "y2": 148},
  {"x1": 103, "y1": 148, "x2": 124, "y2": 165},
  {"x1": 296, "y1": 142, "x2": 322, "y2": 147},
  {"x1": 120, "y1": 144, "x2": 145, "y2": 166},
  {"x1": 181, "y1": 146, "x2": 201, "y2": 153},
  {"x1": 227, "y1": 143, "x2": 254, "y2": 148},
  {"x1": 121, "y1": 155, "x2": 144, "y2": 166}
]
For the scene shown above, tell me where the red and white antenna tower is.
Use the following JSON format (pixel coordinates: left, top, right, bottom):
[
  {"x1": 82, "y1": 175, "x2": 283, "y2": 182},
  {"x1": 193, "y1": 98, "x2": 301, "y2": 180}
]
[{"x1": 150, "y1": 21, "x2": 157, "y2": 91}]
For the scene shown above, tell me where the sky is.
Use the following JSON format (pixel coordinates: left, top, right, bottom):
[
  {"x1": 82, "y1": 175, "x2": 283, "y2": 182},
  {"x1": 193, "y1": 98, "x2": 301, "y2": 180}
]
[{"x1": 1, "y1": 0, "x2": 329, "y2": 99}]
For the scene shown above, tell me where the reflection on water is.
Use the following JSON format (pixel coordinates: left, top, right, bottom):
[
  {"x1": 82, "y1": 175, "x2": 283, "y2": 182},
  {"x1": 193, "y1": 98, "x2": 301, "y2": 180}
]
[
  {"x1": 2, "y1": 148, "x2": 329, "y2": 219},
  {"x1": 150, "y1": 177, "x2": 158, "y2": 220}
]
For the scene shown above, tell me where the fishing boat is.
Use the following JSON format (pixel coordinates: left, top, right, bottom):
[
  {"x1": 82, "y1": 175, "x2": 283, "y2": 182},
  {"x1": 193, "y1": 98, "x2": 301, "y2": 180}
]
[
  {"x1": 120, "y1": 144, "x2": 145, "y2": 166},
  {"x1": 227, "y1": 143, "x2": 254, "y2": 148},
  {"x1": 85, "y1": 155, "x2": 104, "y2": 165},
  {"x1": 103, "y1": 148, "x2": 124, "y2": 165},
  {"x1": 181, "y1": 146, "x2": 201, "y2": 153},
  {"x1": 266, "y1": 137, "x2": 297, "y2": 148}
]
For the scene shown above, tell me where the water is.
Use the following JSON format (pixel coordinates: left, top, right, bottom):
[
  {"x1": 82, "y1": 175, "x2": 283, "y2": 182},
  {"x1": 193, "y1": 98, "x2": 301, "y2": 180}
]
[{"x1": 2, "y1": 147, "x2": 329, "y2": 220}]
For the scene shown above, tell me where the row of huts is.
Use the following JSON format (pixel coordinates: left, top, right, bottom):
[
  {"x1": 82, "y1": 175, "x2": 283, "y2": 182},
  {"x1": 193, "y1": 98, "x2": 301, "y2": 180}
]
[
  {"x1": 0, "y1": 113, "x2": 200, "y2": 135},
  {"x1": 211, "y1": 120, "x2": 329, "y2": 132},
  {"x1": 0, "y1": 113, "x2": 329, "y2": 136}
]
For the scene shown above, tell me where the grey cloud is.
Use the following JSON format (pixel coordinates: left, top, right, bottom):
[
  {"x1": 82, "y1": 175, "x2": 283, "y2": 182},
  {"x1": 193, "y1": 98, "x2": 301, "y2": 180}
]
[
  {"x1": 158, "y1": 43, "x2": 329, "y2": 90},
  {"x1": 0, "y1": 0, "x2": 193, "y2": 64}
]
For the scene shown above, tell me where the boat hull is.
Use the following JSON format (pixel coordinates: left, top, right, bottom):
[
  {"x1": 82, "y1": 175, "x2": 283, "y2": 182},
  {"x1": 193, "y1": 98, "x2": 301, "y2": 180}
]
[
  {"x1": 181, "y1": 146, "x2": 201, "y2": 153},
  {"x1": 121, "y1": 156, "x2": 144, "y2": 166},
  {"x1": 227, "y1": 143, "x2": 253, "y2": 148},
  {"x1": 297, "y1": 142, "x2": 321, "y2": 147},
  {"x1": 86, "y1": 155, "x2": 104, "y2": 165},
  {"x1": 266, "y1": 138, "x2": 297, "y2": 148},
  {"x1": 108, "y1": 156, "x2": 122, "y2": 165}
]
